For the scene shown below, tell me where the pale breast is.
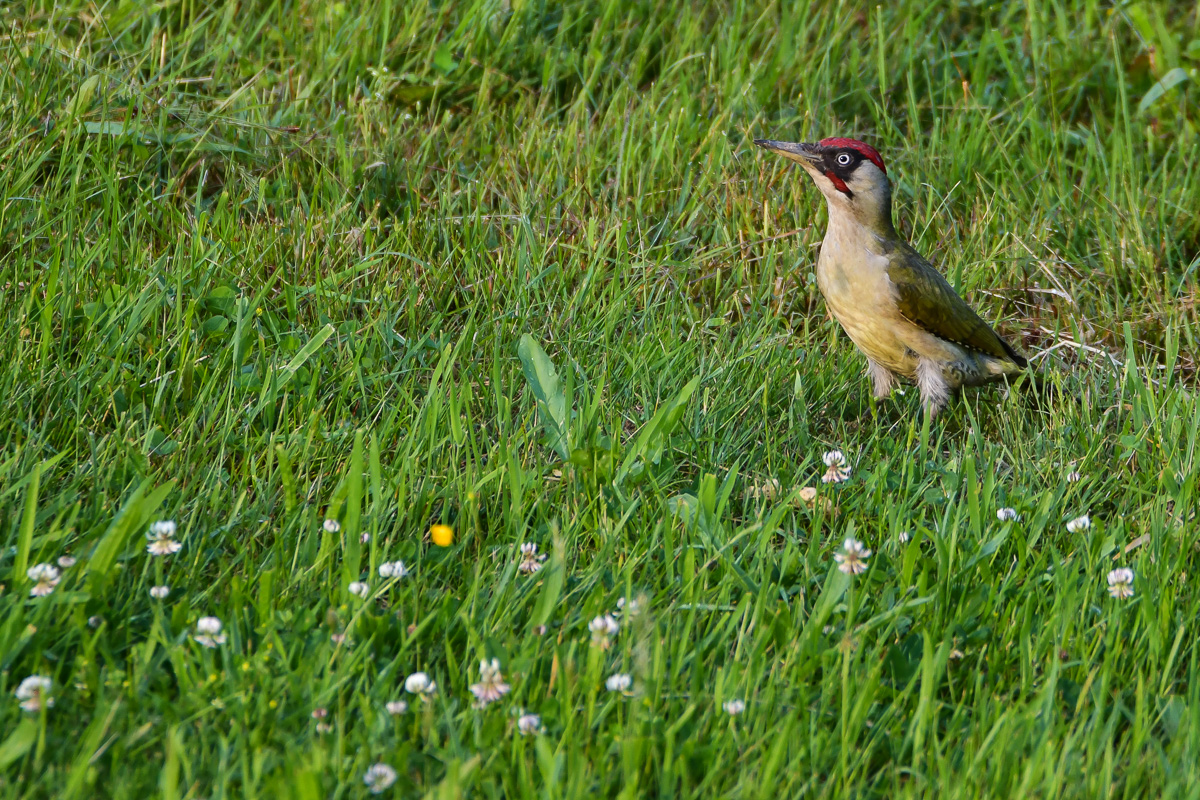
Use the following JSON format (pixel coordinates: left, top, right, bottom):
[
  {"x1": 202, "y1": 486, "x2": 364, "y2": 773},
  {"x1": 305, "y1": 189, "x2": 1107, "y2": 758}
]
[{"x1": 816, "y1": 230, "x2": 917, "y2": 376}]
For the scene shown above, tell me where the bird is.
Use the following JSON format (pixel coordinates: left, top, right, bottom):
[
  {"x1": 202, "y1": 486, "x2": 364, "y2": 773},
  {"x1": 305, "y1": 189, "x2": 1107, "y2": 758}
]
[{"x1": 754, "y1": 136, "x2": 1029, "y2": 417}]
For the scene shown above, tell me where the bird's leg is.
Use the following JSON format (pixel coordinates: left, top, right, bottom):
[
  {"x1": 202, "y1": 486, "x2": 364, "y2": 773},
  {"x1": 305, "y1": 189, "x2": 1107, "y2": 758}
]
[
  {"x1": 867, "y1": 359, "x2": 897, "y2": 400},
  {"x1": 916, "y1": 357, "x2": 950, "y2": 418}
]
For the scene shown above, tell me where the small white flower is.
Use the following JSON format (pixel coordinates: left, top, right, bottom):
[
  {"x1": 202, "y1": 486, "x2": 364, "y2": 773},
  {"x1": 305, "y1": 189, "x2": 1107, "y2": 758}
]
[
  {"x1": 146, "y1": 521, "x2": 182, "y2": 556},
  {"x1": 323, "y1": 518, "x2": 341, "y2": 533},
  {"x1": 379, "y1": 561, "x2": 409, "y2": 579},
  {"x1": 821, "y1": 450, "x2": 851, "y2": 483},
  {"x1": 404, "y1": 671, "x2": 437, "y2": 698},
  {"x1": 605, "y1": 673, "x2": 632, "y2": 693},
  {"x1": 57, "y1": 555, "x2": 77, "y2": 568},
  {"x1": 360, "y1": 532, "x2": 370, "y2": 544},
  {"x1": 150, "y1": 585, "x2": 170, "y2": 599},
  {"x1": 15, "y1": 676, "x2": 53, "y2": 713},
  {"x1": 616, "y1": 596, "x2": 642, "y2": 617},
  {"x1": 746, "y1": 478, "x2": 781, "y2": 501},
  {"x1": 363, "y1": 763, "x2": 398, "y2": 794},
  {"x1": 88, "y1": 615, "x2": 103, "y2": 628},
  {"x1": 1066, "y1": 471, "x2": 1082, "y2": 483},
  {"x1": 517, "y1": 713, "x2": 542, "y2": 735},
  {"x1": 1066, "y1": 514, "x2": 1091, "y2": 533},
  {"x1": 194, "y1": 616, "x2": 226, "y2": 647},
  {"x1": 469, "y1": 658, "x2": 511, "y2": 707},
  {"x1": 897, "y1": 531, "x2": 911, "y2": 543},
  {"x1": 589, "y1": 614, "x2": 620, "y2": 648},
  {"x1": 348, "y1": 581, "x2": 370, "y2": 598},
  {"x1": 723, "y1": 698, "x2": 746, "y2": 715},
  {"x1": 1107, "y1": 568, "x2": 1134, "y2": 599},
  {"x1": 997, "y1": 507, "x2": 1020, "y2": 522},
  {"x1": 834, "y1": 537, "x2": 871, "y2": 576},
  {"x1": 27, "y1": 563, "x2": 60, "y2": 597},
  {"x1": 518, "y1": 542, "x2": 548, "y2": 574},
  {"x1": 385, "y1": 700, "x2": 408, "y2": 715}
]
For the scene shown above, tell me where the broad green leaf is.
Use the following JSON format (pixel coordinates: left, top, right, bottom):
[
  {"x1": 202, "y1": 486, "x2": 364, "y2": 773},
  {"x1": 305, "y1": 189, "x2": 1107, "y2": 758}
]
[
  {"x1": 65, "y1": 74, "x2": 101, "y2": 120},
  {"x1": 517, "y1": 334, "x2": 569, "y2": 460},
  {"x1": 14, "y1": 463, "x2": 40, "y2": 584},
  {"x1": 0, "y1": 719, "x2": 35, "y2": 769},
  {"x1": 617, "y1": 376, "x2": 700, "y2": 481},
  {"x1": 530, "y1": 535, "x2": 566, "y2": 627},
  {"x1": 795, "y1": 566, "x2": 851, "y2": 656},
  {"x1": 275, "y1": 324, "x2": 334, "y2": 390},
  {"x1": 1138, "y1": 68, "x2": 1189, "y2": 114},
  {"x1": 86, "y1": 480, "x2": 176, "y2": 591},
  {"x1": 342, "y1": 430, "x2": 364, "y2": 582}
]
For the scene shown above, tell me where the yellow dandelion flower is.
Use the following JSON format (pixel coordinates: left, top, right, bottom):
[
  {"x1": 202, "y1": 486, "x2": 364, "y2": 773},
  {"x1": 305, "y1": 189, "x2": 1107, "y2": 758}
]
[{"x1": 431, "y1": 524, "x2": 454, "y2": 547}]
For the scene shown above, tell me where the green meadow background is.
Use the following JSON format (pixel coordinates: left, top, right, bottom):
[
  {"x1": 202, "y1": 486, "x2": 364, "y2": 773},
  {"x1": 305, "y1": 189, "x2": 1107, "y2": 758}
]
[{"x1": 1, "y1": 0, "x2": 1199, "y2": 797}]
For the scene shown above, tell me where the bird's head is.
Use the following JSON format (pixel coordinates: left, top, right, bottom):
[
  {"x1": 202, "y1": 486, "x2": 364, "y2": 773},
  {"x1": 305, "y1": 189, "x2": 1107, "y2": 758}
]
[{"x1": 754, "y1": 137, "x2": 893, "y2": 230}]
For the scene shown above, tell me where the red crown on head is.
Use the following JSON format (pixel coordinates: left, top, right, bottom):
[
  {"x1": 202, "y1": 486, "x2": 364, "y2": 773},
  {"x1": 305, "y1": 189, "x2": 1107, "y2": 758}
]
[{"x1": 818, "y1": 137, "x2": 886, "y2": 174}]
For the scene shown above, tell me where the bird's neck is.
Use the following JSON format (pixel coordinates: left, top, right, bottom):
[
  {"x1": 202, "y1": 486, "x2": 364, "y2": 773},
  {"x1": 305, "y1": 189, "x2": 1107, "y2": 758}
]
[
  {"x1": 834, "y1": 182, "x2": 896, "y2": 239},
  {"x1": 826, "y1": 191, "x2": 897, "y2": 248}
]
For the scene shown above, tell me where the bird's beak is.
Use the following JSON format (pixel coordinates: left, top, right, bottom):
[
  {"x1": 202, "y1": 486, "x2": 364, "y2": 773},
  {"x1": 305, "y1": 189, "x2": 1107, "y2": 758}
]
[{"x1": 753, "y1": 139, "x2": 822, "y2": 168}]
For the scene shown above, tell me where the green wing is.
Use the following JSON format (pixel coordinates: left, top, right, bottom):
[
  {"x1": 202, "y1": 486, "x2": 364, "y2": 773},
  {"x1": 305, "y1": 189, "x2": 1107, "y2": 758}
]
[{"x1": 887, "y1": 244, "x2": 1026, "y2": 367}]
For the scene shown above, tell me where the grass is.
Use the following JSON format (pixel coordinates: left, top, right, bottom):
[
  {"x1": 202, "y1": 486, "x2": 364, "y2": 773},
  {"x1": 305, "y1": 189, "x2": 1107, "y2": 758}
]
[{"x1": 1, "y1": 0, "x2": 1199, "y2": 796}]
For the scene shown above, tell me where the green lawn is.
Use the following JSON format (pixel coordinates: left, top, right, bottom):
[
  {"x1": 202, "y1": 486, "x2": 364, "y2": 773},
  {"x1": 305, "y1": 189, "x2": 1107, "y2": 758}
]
[{"x1": 2, "y1": 0, "x2": 1199, "y2": 797}]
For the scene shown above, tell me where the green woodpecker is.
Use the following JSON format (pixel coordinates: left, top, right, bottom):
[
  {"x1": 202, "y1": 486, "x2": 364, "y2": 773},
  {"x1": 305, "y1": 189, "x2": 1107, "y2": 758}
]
[{"x1": 754, "y1": 136, "x2": 1028, "y2": 417}]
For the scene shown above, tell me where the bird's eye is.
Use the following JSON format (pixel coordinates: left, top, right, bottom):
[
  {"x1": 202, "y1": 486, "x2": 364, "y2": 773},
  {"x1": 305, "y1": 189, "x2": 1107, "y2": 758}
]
[{"x1": 836, "y1": 153, "x2": 853, "y2": 166}]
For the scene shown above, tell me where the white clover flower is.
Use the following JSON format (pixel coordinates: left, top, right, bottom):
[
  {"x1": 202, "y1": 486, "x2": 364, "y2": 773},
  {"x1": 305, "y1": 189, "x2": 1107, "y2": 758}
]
[
  {"x1": 404, "y1": 672, "x2": 437, "y2": 698},
  {"x1": 897, "y1": 531, "x2": 911, "y2": 543},
  {"x1": 723, "y1": 698, "x2": 746, "y2": 715},
  {"x1": 385, "y1": 700, "x2": 408, "y2": 715},
  {"x1": 323, "y1": 519, "x2": 340, "y2": 533},
  {"x1": 348, "y1": 581, "x2": 370, "y2": 598},
  {"x1": 146, "y1": 521, "x2": 182, "y2": 556},
  {"x1": 1107, "y1": 568, "x2": 1134, "y2": 599},
  {"x1": 57, "y1": 555, "x2": 76, "y2": 568},
  {"x1": 360, "y1": 532, "x2": 370, "y2": 544},
  {"x1": 517, "y1": 713, "x2": 542, "y2": 735},
  {"x1": 379, "y1": 561, "x2": 409, "y2": 579},
  {"x1": 834, "y1": 537, "x2": 871, "y2": 576},
  {"x1": 15, "y1": 676, "x2": 53, "y2": 713},
  {"x1": 605, "y1": 673, "x2": 632, "y2": 693},
  {"x1": 469, "y1": 658, "x2": 511, "y2": 708},
  {"x1": 1066, "y1": 471, "x2": 1082, "y2": 483},
  {"x1": 746, "y1": 478, "x2": 781, "y2": 501},
  {"x1": 996, "y1": 507, "x2": 1020, "y2": 522},
  {"x1": 616, "y1": 596, "x2": 642, "y2": 617},
  {"x1": 194, "y1": 616, "x2": 226, "y2": 648},
  {"x1": 821, "y1": 450, "x2": 851, "y2": 484},
  {"x1": 88, "y1": 615, "x2": 103, "y2": 628},
  {"x1": 363, "y1": 763, "x2": 397, "y2": 794},
  {"x1": 27, "y1": 563, "x2": 60, "y2": 597},
  {"x1": 518, "y1": 543, "x2": 547, "y2": 574},
  {"x1": 589, "y1": 614, "x2": 620, "y2": 648},
  {"x1": 1066, "y1": 514, "x2": 1091, "y2": 533},
  {"x1": 150, "y1": 585, "x2": 170, "y2": 599}
]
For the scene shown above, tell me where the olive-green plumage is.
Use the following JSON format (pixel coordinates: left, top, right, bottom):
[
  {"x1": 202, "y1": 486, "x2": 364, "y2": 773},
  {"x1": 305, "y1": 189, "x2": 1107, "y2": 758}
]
[
  {"x1": 755, "y1": 137, "x2": 1028, "y2": 416},
  {"x1": 888, "y1": 240, "x2": 1027, "y2": 367}
]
